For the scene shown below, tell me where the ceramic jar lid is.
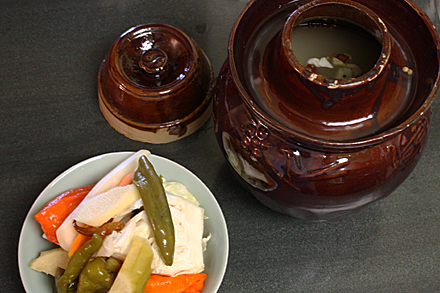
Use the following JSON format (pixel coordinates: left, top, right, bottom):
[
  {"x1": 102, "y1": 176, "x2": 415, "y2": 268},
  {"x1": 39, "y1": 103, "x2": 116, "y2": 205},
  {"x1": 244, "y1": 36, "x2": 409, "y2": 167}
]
[{"x1": 98, "y1": 23, "x2": 214, "y2": 144}]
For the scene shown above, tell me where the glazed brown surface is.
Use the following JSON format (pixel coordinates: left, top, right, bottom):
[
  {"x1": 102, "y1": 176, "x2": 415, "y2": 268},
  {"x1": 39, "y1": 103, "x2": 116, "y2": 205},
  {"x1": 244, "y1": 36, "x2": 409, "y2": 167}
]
[
  {"x1": 213, "y1": 0, "x2": 440, "y2": 219},
  {"x1": 4, "y1": 0, "x2": 440, "y2": 292},
  {"x1": 98, "y1": 24, "x2": 214, "y2": 141}
]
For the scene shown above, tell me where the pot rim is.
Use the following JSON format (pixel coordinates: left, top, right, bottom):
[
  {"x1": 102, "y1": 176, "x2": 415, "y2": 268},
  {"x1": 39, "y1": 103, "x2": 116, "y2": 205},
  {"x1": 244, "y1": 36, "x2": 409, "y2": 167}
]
[
  {"x1": 282, "y1": 0, "x2": 391, "y2": 89},
  {"x1": 228, "y1": 0, "x2": 440, "y2": 148}
]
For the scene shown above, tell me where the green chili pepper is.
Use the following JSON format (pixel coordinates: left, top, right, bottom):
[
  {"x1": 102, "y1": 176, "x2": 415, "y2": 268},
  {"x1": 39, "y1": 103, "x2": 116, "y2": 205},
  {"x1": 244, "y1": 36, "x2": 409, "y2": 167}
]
[
  {"x1": 54, "y1": 268, "x2": 77, "y2": 293},
  {"x1": 133, "y1": 155, "x2": 175, "y2": 266},
  {"x1": 55, "y1": 234, "x2": 103, "y2": 293},
  {"x1": 76, "y1": 257, "x2": 121, "y2": 293}
]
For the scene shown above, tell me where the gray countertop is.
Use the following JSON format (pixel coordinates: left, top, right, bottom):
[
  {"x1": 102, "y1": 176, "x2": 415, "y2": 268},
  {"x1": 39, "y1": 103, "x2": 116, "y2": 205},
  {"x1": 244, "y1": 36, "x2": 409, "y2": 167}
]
[{"x1": 2, "y1": 0, "x2": 440, "y2": 292}]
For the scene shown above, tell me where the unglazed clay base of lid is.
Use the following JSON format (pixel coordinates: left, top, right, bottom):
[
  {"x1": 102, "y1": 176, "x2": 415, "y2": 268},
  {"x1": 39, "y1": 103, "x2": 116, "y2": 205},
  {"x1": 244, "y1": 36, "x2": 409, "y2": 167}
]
[
  {"x1": 98, "y1": 95, "x2": 213, "y2": 144},
  {"x1": 98, "y1": 23, "x2": 214, "y2": 144}
]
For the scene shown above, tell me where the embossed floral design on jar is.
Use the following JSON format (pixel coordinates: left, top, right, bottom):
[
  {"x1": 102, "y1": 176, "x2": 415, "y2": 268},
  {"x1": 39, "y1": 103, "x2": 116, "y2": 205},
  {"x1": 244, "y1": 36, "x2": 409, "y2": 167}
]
[
  {"x1": 240, "y1": 120, "x2": 271, "y2": 162},
  {"x1": 387, "y1": 116, "x2": 430, "y2": 171}
]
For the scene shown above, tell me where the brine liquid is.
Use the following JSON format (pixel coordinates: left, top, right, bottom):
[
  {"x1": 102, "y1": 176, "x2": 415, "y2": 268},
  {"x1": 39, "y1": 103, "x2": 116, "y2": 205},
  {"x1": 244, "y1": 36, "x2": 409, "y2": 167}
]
[{"x1": 290, "y1": 20, "x2": 382, "y2": 78}]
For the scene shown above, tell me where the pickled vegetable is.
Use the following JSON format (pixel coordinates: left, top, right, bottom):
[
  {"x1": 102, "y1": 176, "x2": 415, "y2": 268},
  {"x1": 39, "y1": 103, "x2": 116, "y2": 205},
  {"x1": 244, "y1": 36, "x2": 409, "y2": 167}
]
[
  {"x1": 55, "y1": 234, "x2": 103, "y2": 293},
  {"x1": 143, "y1": 273, "x2": 207, "y2": 293},
  {"x1": 28, "y1": 248, "x2": 69, "y2": 277},
  {"x1": 76, "y1": 257, "x2": 121, "y2": 293},
  {"x1": 108, "y1": 236, "x2": 154, "y2": 293},
  {"x1": 133, "y1": 155, "x2": 175, "y2": 266},
  {"x1": 54, "y1": 267, "x2": 77, "y2": 292},
  {"x1": 73, "y1": 220, "x2": 125, "y2": 237},
  {"x1": 35, "y1": 184, "x2": 94, "y2": 244}
]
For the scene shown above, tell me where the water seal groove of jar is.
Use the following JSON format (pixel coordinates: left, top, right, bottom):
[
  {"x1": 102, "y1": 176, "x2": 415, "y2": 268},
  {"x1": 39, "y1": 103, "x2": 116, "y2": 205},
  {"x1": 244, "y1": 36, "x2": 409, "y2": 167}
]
[{"x1": 227, "y1": 0, "x2": 440, "y2": 150}]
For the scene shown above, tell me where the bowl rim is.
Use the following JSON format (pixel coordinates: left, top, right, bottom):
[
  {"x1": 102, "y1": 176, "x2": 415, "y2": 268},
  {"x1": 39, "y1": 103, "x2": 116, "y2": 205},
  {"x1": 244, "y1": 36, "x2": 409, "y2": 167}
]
[{"x1": 17, "y1": 151, "x2": 229, "y2": 293}]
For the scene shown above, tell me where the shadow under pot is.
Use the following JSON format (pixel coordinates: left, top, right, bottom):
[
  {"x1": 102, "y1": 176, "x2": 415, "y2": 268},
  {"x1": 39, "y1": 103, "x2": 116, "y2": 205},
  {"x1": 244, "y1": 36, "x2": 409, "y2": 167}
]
[
  {"x1": 213, "y1": 0, "x2": 440, "y2": 220},
  {"x1": 98, "y1": 23, "x2": 214, "y2": 144}
]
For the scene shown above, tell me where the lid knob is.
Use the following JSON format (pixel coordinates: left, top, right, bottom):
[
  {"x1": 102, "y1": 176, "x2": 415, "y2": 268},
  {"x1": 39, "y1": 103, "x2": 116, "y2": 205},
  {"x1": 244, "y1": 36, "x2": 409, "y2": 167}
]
[{"x1": 139, "y1": 48, "x2": 169, "y2": 77}]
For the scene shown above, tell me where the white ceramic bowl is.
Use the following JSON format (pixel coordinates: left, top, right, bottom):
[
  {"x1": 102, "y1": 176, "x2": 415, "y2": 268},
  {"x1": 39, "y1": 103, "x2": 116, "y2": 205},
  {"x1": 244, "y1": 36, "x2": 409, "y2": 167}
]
[{"x1": 18, "y1": 152, "x2": 229, "y2": 292}]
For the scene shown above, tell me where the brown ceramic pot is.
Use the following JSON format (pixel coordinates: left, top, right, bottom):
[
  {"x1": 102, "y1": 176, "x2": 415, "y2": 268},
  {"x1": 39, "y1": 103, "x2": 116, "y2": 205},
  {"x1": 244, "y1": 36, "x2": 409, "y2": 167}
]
[
  {"x1": 98, "y1": 23, "x2": 214, "y2": 144},
  {"x1": 213, "y1": 0, "x2": 440, "y2": 220}
]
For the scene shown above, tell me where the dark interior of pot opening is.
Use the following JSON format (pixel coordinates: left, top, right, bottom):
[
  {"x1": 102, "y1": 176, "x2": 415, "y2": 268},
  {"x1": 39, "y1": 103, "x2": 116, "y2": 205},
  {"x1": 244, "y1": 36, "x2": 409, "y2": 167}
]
[
  {"x1": 233, "y1": 0, "x2": 439, "y2": 141},
  {"x1": 288, "y1": 3, "x2": 384, "y2": 80}
]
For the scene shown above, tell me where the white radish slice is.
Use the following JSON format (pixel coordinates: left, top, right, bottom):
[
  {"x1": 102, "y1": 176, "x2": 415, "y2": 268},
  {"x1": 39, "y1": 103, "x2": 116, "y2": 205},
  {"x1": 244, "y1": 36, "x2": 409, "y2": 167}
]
[{"x1": 56, "y1": 149, "x2": 151, "y2": 251}]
